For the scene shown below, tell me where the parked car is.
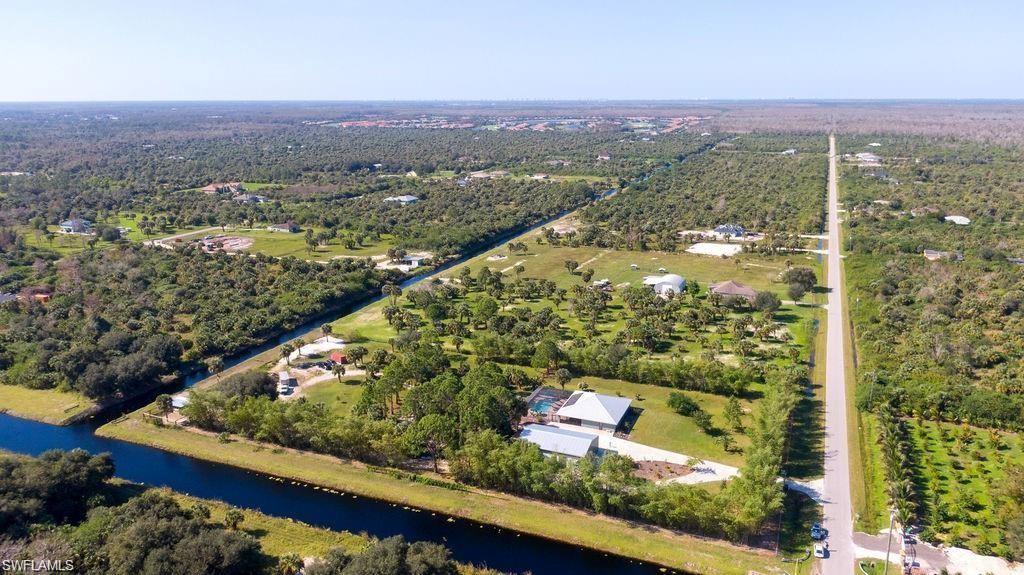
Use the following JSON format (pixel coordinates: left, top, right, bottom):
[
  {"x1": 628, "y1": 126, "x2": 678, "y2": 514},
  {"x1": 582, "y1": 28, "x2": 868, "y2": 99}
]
[
  {"x1": 810, "y1": 522, "x2": 827, "y2": 540},
  {"x1": 813, "y1": 543, "x2": 827, "y2": 558}
]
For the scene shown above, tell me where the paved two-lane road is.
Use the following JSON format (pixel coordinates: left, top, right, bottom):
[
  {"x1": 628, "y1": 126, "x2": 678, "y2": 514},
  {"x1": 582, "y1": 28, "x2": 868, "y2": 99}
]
[{"x1": 821, "y1": 134, "x2": 855, "y2": 574}]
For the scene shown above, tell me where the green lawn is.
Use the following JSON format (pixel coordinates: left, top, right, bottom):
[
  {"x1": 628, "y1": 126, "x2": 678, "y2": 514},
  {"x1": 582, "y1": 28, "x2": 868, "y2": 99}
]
[
  {"x1": 0, "y1": 384, "x2": 96, "y2": 425},
  {"x1": 230, "y1": 228, "x2": 398, "y2": 260},
  {"x1": 575, "y1": 375, "x2": 754, "y2": 466},
  {"x1": 302, "y1": 377, "x2": 366, "y2": 417},
  {"x1": 166, "y1": 488, "x2": 368, "y2": 559},
  {"x1": 97, "y1": 415, "x2": 781, "y2": 574},
  {"x1": 20, "y1": 213, "x2": 201, "y2": 255}
]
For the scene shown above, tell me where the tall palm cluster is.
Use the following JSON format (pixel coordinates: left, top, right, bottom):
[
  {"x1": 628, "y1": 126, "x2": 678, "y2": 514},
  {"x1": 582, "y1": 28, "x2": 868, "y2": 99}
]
[{"x1": 877, "y1": 404, "x2": 918, "y2": 530}]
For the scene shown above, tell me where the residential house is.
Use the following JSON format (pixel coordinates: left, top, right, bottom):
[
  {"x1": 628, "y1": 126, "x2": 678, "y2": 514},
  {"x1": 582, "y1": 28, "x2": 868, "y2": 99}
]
[
  {"x1": 554, "y1": 391, "x2": 632, "y2": 432},
  {"x1": 710, "y1": 280, "x2": 758, "y2": 303},
  {"x1": 854, "y1": 152, "x2": 882, "y2": 167},
  {"x1": 643, "y1": 273, "x2": 685, "y2": 297},
  {"x1": 267, "y1": 221, "x2": 299, "y2": 233},
  {"x1": 401, "y1": 254, "x2": 428, "y2": 269},
  {"x1": 20, "y1": 285, "x2": 53, "y2": 303},
  {"x1": 944, "y1": 215, "x2": 971, "y2": 226},
  {"x1": 519, "y1": 424, "x2": 598, "y2": 459},
  {"x1": 714, "y1": 223, "x2": 746, "y2": 237},
  {"x1": 202, "y1": 181, "x2": 244, "y2": 194},
  {"x1": 923, "y1": 249, "x2": 963, "y2": 262},
  {"x1": 58, "y1": 218, "x2": 93, "y2": 235},
  {"x1": 383, "y1": 195, "x2": 419, "y2": 206},
  {"x1": 781, "y1": 149, "x2": 797, "y2": 155},
  {"x1": 232, "y1": 193, "x2": 266, "y2": 203},
  {"x1": 0, "y1": 293, "x2": 17, "y2": 305}
]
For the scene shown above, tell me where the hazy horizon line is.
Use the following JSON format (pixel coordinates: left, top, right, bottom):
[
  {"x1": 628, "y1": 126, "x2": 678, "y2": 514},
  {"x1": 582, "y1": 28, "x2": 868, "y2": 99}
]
[{"x1": 2, "y1": 97, "x2": 1024, "y2": 106}]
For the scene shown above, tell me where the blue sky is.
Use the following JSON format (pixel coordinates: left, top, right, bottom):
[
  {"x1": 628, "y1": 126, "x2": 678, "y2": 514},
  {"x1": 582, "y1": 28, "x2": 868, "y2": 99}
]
[{"x1": 1, "y1": 0, "x2": 1021, "y2": 101}]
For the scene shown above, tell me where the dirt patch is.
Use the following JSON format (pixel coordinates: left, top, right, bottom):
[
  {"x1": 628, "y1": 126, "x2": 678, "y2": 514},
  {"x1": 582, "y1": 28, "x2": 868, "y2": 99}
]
[
  {"x1": 635, "y1": 460, "x2": 692, "y2": 481},
  {"x1": 685, "y1": 242, "x2": 743, "y2": 257},
  {"x1": 199, "y1": 235, "x2": 255, "y2": 253}
]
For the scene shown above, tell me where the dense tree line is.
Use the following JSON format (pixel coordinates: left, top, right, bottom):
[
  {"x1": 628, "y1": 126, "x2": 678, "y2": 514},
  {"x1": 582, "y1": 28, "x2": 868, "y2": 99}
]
[
  {"x1": 842, "y1": 136, "x2": 1024, "y2": 557},
  {"x1": 0, "y1": 242, "x2": 395, "y2": 400},
  {"x1": 182, "y1": 353, "x2": 528, "y2": 470},
  {"x1": 0, "y1": 450, "x2": 464, "y2": 575},
  {"x1": 842, "y1": 137, "x2": 1024, "y2": 429},
  {"x1": 0, "y1": 227, "x2": 58, "y2": 292},
  {"x1": 580, "y1": 140, "x2": 827, "y2": 245}
]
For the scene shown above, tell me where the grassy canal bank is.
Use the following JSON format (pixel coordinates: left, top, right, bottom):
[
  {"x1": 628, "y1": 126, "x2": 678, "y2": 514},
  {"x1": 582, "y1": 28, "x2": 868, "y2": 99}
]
[
  {"x1": 97, "y1": 414, "x2": 781, "y2": 575},
  {"x1": 0, "y1": 385, "x2": 97, "y2": 425}
]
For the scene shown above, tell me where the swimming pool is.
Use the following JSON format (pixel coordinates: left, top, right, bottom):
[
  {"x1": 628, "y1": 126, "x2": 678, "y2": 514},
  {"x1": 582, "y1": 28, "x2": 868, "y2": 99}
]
[{"x1": 529, "y1": 398, "x2": 558, "y2": 413}]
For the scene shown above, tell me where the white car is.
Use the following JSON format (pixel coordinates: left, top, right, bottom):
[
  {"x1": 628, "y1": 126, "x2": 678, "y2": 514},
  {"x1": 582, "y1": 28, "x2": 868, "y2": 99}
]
[{"x1": 813, "y1": 543, "x2": 827, "y2": 558}]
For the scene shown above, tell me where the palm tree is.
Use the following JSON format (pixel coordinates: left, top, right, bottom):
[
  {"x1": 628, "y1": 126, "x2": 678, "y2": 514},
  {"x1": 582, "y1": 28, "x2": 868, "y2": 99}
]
[
  {"x1": 205, "y1": 356, "x2": 224, "y2": 381},
  {"x1": 332, "y1": 363, "x2": 346, "y2": 382},
  {"x1": 280, "y1": 343, "x2": 295, "y2": 366}
]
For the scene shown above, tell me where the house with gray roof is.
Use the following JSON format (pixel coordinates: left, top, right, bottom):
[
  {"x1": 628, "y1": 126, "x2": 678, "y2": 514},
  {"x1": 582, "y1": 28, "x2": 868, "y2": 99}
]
[
  {"x1": 58, "y1": 218, "x2": 93, "y2": 235},
  {"x1": 713, "y1": 223, "x2": 746, "y2": 237},
  {"x1": 554, "y1": 391, "x2": 632, "y2": 432}
]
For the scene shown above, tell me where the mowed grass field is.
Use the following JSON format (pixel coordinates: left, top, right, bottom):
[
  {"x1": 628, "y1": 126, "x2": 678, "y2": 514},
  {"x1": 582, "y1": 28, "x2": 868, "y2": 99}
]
[
  {"x1": 301, "y1": 377, "x2": 366, "y2": 417},
  {"x1": 333, "y1": 231, "x2": 822, "y2": 344},
  {"x1": 576, "y1": 375, "x2": 756, "y2": 466},
  {"x1": 0, "y1": 384, "x2": 96, "y2": 424},
  {"x1": 229, "y1": 228, "x2": 398, "y2": 260},
  {"x1": 20, "y1": 213, "x2": 201, "y2": 255}
]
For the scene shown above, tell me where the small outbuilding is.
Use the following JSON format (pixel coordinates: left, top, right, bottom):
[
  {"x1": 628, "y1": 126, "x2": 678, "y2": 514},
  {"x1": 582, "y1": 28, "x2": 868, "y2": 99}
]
[
  {"x1": 943, "y1": 215, "x2": 971, "y2": 226},
  {"x1": 643, "y1": 273, "x2": 685, "y2": 297},
  {"x1": 519, "y1": 424, "x2": 598, "y2": 459}
]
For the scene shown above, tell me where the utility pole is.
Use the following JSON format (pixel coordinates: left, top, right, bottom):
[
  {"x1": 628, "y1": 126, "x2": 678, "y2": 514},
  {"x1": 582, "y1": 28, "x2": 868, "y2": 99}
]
[{"x1": 882, "y1": 509, "x2": 896, "y2": 574}]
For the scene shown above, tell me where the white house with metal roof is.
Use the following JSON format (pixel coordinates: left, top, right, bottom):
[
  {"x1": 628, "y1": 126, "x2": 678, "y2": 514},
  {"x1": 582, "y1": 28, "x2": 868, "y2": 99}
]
[
  {"x1": 383, "y1": 194, "x2": 419, "y2": 206},
  {"x1": 554, "y1": 391, "x2": 632, "y2": 432},
  {"x1": 519, "y1": 424, "x2": 598, "y2": 459}
]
